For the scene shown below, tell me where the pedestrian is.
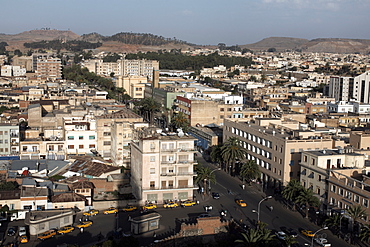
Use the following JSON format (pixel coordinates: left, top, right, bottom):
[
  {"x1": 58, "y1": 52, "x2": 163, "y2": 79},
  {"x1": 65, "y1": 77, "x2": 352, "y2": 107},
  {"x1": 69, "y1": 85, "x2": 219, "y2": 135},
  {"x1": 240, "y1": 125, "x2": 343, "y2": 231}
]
[
  {"x1": 242, "y1": 184, "x2": 245, "y2": 190},
  {"x1": 153, "y1": 232, "x2": 157, "y2": 238},
  {"x1": 269, "y1": 206, "x2": 273, "y2": 211},
  {"x1": 80, "y1": 227, "x2": 84, "y2": 233}
]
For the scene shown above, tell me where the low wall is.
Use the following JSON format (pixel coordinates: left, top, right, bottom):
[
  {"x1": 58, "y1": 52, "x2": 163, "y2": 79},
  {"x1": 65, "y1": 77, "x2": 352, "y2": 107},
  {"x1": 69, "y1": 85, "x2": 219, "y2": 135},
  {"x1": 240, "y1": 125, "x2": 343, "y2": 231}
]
[{"x1": 92, "y1": 199, "x2": 138, "y2": 210}]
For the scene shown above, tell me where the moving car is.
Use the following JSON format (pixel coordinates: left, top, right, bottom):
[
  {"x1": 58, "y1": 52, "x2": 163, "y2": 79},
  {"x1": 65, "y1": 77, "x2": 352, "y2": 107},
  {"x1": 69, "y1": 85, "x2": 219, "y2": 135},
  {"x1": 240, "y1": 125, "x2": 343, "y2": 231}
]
[
  {"x1": 300, "y1": 229, "x2": 315, "y2": 237},
  {"x1": 38, "y1": 229, "x2": 57, "y2": 240},
  {"x1": 314, "y1": 238, "x2": 331, "y2": 247},
  {"x1": 197, "y1": 213, "x2": 211, "y2": 218},
  {"x1": 83, "y1": 209, "x2": 99, "y2": 216},
  {"x1": 103, "y1": 207, "x2": 118, "y2": 214},
  {"x1": 275, "y1": 231, "x2": 287, "y2": 240},
  {"x1": 142, "y1": 203, "x2": 157, "y2": 210},
  {"x1": 20, "y1": 235, "x2": 29, "y2": 243},
  {"x1": 163, "y1": 202, "x2": 178, "y2": 208},
  {"x1": 122, "y1": 205, "x2": 137, "y2": 212},
  {"x1": 181, "y1": 200, "x2": 196, "y2": 207},
  {"x1": 235, "y1": 199, "x2": 247, "y2": 207},
  {"x1": 57, "y1": 226, "x2": 75, "y2": 235},
  {"x1": 76, "y1": 220, "x2": 93, "y2": 228},
  {"x1": 283, "y1": 228, "x2": 298, "y2": 238},
  {"x1": 212, "y1": 192, "x2": 220, "y2": 199}
]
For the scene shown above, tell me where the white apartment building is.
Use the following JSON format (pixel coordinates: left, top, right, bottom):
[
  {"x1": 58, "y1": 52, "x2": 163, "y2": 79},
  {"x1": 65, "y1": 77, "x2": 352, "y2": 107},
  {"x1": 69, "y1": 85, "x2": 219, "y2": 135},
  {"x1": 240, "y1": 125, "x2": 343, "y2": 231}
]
[
  {"x1": 0, "y1": 65, "x2": 26, "y2": 77},
  {"x1": 64, "y1": 115, "x2": 97, "y2": 156},
  {"x1": 0, "y1": 124, "x2": 19, "y2": 156},
  {"x1": 130, "y1": 134, "x2": 196, "y2": 204}
]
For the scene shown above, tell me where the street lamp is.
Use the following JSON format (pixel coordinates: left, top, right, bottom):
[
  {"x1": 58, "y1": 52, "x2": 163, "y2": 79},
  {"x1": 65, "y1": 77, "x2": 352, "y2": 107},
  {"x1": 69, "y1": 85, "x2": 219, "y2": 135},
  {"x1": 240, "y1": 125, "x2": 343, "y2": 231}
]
[
  {"x1": 252, "y1": 195, "x2": 273, "y2": 223},
  {"x1": 311, "y1": 226, "x2": 328, "y2": 247},
  {"x1": 208, "y1": 168, "x2": 221, "y2": 192}
]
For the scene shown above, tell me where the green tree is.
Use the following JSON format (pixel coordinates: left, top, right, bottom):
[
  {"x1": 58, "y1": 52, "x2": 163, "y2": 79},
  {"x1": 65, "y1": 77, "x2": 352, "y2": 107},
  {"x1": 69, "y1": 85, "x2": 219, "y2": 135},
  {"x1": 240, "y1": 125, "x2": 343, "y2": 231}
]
[
  {"x1": 170, "y1": 112, "x2": 189, "y2": 132},
  {"x1": 294, "y1": 188, "x2": 320, "y2": 218},
  {"x1": 360, "y1": 224, "x2": 370, "y2": 243},
  {"x1": 284, "y1": 235, "x2": 298, "y2": 247},
  {"x1": 0, "y1": 181, "x2": 18, "y2": 191},
  {"x1": 221, "y1": 137, "x2": 246, "y2": 175},
  {"x1": 135, "y1": 98, "x2": 161, "y2": 124},
  {"x1": 324, "y1": 214, "x2": 342, "y2": 233},
  {"x1": 282, "y1": 179, "x2": 303, "y2": 210},
  {"x1": 240, "y1": 160, "x2": 260, "y2": 184},
  {"x1": 235, "y1": 222, "x2": 275, "y2": 246},
  {"x1": 210, "y1": 144, "x2": 223, "y2": 165},
  {"x1": 195, "y1": 166, "x2": 216, "y2": 195},
  {"x1": 347, "y1": 205, "x2": 367, "y2": 232}
]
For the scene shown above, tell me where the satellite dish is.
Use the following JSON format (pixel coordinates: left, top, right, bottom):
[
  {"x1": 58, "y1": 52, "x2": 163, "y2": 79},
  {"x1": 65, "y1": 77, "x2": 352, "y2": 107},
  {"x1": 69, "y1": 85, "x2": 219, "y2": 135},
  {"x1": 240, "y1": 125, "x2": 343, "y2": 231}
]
[{"x1": 178, "y1": 132, "x2": 184, "y2": 137}]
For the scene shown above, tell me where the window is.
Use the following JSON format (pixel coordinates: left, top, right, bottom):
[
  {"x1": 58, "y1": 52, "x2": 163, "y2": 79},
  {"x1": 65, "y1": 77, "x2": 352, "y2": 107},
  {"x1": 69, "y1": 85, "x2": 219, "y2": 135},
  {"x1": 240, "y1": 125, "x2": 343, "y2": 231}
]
[
  {"x1": 103, "y1": 132, "x2": 111, "y2": 136},
  {"x1": 150, "y1": 156, "x2": 155, "y2": 162},
  {"x1": 89, "y1": 135, "x2": 95, "y2": 140},
  {"x1": 290, "y1": 149, "x2": 295, "y2": 153},
  {"x1": 103, "y1": 141, "x2": 111, "y2": 145},
  {"x1": 0, "y1": 140, "x2": 2, "y2": 144},
  {"x1": 318, "y1": 175, "x2": 321, "y2": 182},
  {"x1": 79, "y1": 136, "x2": 83, "y2": 140},
  {"x1": 79, "y1": 145, "x2": 84, "y2": 149},
  {"x1": 89, "y1": 144, "x2": 95, "y2": 148},
  {"x1": 150, "y1": 181, "x2": 155, "y2": 188},
  {"x1": 331, "y1": 185, "x2": 336, "y2": 192},
  {"x1": 355, "y1": 195, "x2": 360, "y2": 203},
  {"x1": 150, "y1": 168, "x2": 155, "y2": 174},
  {"x1": 220, "y1": 108, "x2": 224, "y2": 111},
  {"x1": 303, "y1": 155, "x2": 308, "y2": 162},
  {"x1": 68, "y1": 136, "x2": 74, "y2": 140},
  {"x1": 338, "y1": 188, "x2": 344, "y2": 196},
  {"x1": 68, "y1": 145, "x2": 74, "y2": 149},
  {"x1": 364, "y1": 199, "x2": 369, "y2": 208}
]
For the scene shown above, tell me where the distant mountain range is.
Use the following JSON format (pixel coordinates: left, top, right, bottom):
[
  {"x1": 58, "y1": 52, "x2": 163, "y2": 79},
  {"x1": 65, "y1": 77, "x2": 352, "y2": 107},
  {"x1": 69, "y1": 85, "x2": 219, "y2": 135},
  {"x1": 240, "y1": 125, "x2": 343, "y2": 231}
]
[{"x1": 1, "y1": 29, "x2": 370, "y2": 54}]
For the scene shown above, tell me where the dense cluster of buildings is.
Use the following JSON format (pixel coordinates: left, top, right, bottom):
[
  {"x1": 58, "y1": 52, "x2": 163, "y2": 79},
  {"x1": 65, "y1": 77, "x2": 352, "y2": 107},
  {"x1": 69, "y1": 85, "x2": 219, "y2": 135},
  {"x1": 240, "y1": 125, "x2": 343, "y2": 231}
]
[{"x1": 0, "y1": 48, "x2": 370, "y2": 231}]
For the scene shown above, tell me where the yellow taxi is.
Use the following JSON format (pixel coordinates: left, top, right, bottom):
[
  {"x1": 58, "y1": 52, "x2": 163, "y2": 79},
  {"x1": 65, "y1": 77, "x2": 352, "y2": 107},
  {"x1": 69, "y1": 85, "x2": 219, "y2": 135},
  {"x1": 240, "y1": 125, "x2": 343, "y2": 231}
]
[
  {"x1": 76, "y1": 220, "x2": 93, "y2": 228},
  {"x1": 235, "y1": 199, "x2": 247, "y2": 207},
  {"x1": 163, "y1": 202, "x2": 178, "y2": 208},
  {"x1": 20, "y1": 235, "x2": 29, "y2": 243},
  {"x1": 103, "y1": 207, "x2": 118, "y2": 214},
  {"x1": 38, "y1": 229, "x2": 57, "y2": 240},
  {"x1": 122, "y1": 205, "x2": 137, "y2": 212},
  {"x1": 57, "y1": 226, "x2": 75, "y2": 235},
  {"x1": 181, "y1": 200, "x2": 197, "y2": 207},
  {"x1": 83, "y1": 209, "x2": 99, "y2": 216},
  {"x1": 142, "y1": 203, "x2": 157, "y2": 210},
  {"x1": 300, "y1": 229, "x2": 315, "y2": 237}
]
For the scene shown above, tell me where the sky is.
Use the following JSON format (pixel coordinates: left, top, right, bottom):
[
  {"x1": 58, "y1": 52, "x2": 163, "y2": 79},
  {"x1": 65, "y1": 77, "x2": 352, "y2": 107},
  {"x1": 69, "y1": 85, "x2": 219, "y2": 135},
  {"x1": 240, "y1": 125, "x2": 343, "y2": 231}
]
[{"x1": 1, "y1": 0, "x2": 370, "y2": 45}]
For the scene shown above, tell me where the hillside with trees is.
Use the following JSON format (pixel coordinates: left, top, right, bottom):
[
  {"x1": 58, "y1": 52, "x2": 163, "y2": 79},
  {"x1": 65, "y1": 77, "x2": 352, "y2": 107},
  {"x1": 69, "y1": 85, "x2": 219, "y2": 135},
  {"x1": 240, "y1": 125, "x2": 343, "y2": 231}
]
[{"x1": 24, "y1": 40, "x2": 102, "y2": 52}]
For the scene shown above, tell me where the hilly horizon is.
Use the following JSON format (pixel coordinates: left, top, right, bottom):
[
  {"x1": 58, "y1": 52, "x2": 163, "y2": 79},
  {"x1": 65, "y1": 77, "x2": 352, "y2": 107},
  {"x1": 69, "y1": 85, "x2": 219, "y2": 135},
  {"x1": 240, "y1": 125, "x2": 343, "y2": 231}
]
[{"x1": 1, "y1": 29, "x2": 370, "y2": 54}]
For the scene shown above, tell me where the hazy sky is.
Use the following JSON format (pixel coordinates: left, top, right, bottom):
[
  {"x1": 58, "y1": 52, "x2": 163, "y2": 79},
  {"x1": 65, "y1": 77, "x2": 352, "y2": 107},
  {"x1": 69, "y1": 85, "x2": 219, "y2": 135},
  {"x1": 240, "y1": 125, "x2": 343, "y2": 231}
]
[{"x1": 2, "y1": 0, "x2": 369, "y2": 45}]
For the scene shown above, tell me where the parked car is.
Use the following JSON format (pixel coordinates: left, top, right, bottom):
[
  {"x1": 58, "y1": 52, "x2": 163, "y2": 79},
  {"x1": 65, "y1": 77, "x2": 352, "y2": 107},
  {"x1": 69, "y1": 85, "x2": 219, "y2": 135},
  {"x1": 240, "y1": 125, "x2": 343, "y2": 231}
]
[
  {"x1": 20, "y1": 235, "x2": 29, "y2": 243},
  {"x1": 76, "y1": 221, "x2": 93, "y2": 228},
  {"x1": 212, "y1": 192, "x2": 220, "y2": 199},
  {"x1": 57, "y1": 226, "x2": 75, "y2": 235},
  {"x1": 83, "y1": 209, "x2": 99, "y2": 216},
  {"x1": 103, "y1": 207, "x2": 118, "y2": 214},
  {"x1": 163, "y1": 202, "x2": 178, "y2": 208},
  {"x1": 181, "y1": 200, "x2": 196, "y2": 207},
  {"x1": 38, "y1": 229, "x2": 56, "y2": 240},
  {"x1": 197, "y1": 213, "x2": 211, "y2": 218},
  {"x1": 122, "y1": 205, "x2": 137, "y2": 212},
  {"x1": 19, "y1": 226, "x2": 27, "y2": 236},
  {"x1": 7, "y1": 227, "x2": 16, "y2": 236},
  {"x1": 275, "y1": 231, "x2": 287, "y2": 240},
  {"x1": 283, "y1": 228, "x2": 298, "y2": 238},
  {"x1": 142, "y1": 203, "x2": 157, "y2": 210}
]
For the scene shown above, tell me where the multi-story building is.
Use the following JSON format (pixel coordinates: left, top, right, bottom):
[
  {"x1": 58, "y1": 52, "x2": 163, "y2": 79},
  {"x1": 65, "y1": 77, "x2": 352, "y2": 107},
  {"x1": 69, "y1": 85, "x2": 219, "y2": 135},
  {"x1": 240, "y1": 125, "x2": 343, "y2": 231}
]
[
  {"x1": 116, "y1": 76, "x2": 147, "y2": 99},
  {"x1": 63, "y1": 115, "x2": 97, "y2": 157},
  {"x1": 36, "y1": 57, "x2": 62, "y2": 80},
  {"x1": 0, "y1": 65, "x2": 26, "y2": 77},
  {"x1": 223, "y1": 118, "x2": 334, "y2": 187},
  {"x1": 130, "y1": 134, "x2": 196, "y2": 204},
  {"x1": 0, "y1": 124, "x2": 19, "y2": 156},
  {"x1": 299, "y1": 149, "x2": 366, "y2": 213}
]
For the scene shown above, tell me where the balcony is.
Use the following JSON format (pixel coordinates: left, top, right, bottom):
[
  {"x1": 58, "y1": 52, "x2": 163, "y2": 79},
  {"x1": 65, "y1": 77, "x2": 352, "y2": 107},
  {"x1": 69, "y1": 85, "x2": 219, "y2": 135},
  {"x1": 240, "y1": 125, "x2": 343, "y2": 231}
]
[
  {"x1": 178, "y1": 148, "x2": 196, "y2": 152},
  {"x1": 11, "y1": 142, "x2": 19, "y2": 146},
  {"x1": 160, "y1": 173, "x2": 176, "y2": 176},
  {"x1": 161, "y1": 160, "x2": 176, "y2": 164},
  {"x1": 161, "y1": 149, "x2": 176, "y2": 153},
  {"x1": 177, "y1": 172, "x2": 197, "y2": 176},
  {"x1": 142, "y1": 185, "x2": 197, "y2": 190}
]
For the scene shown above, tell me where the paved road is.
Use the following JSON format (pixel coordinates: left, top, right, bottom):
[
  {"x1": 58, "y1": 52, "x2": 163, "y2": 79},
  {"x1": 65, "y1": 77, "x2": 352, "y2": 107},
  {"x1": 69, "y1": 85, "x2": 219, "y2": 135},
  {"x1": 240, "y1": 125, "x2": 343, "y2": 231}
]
[{"x1": 0, "y1": 155, "x2": 353, "y2": 247}]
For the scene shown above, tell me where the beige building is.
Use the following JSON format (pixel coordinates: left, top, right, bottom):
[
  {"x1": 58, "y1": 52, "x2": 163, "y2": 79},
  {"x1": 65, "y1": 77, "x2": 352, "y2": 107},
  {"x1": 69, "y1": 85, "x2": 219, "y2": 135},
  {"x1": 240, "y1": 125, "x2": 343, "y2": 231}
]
[
  {"x1": 130, "y1": 134, "x2": 196, "y2": 204},
  {"x1": 350, "y1": 131, "x2": 370, "y2": 150},
  {"x1": 116, "y1": 76, "x2": 147, "y2": 99},
  {"x1": 36, "y1": 57, "x2": 62, "y2": 80},
  {"x1": 299, "y1": 149, "x2": 366, "y2": 213},
  {"x1": 223, "y1": 118, "x2": 334, "y2": 187},
  {"x1": 12, "y1": 56, "x2": 33, "y2": 71}
]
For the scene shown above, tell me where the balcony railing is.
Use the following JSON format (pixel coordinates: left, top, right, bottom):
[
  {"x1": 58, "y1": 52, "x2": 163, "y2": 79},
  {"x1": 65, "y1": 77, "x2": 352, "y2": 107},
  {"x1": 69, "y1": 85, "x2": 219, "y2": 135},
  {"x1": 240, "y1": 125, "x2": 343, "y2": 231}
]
[
  {"x1": 177, "y1": 172, "x2": 196, "y2": 176},
  {"x1": 142, "y1": 185, "x2": 197, "y2": 190},
  {"x1": 160, "y1": 173, "x2": 176, "y2": 176},
  {"x1": 161, "y1": 160, "x2": 194, "y2": 165}
]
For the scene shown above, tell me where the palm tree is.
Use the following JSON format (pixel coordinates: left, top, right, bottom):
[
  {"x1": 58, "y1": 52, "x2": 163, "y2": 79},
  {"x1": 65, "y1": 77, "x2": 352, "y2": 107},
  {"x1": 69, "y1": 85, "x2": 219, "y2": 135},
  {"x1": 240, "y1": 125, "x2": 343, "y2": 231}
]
[
  {"x1": 347, "y1": 205, "x2": 367, "y2": 232},
  {"x1": 194, "y1": 166, "x2": 216, "y2": 195},
  {"x1": 170, "y1": 112, "x2": 189, "y2": 132},
  {"x1": 284, "y1": 235, "x2": 298, "y2": 247},
  {"x1": 324, "y1": 214, "x2": 342, "y2": 233},
  {"x1": 210, "y1": 145, "x2": 223, "y2": 165},
  {"x1": 281, "y1": 179, "x2": 303, "y2": 210},
  {"x1": 240, "y1": 160, "x2": 260, "y2": 185},
  {"x1": 294, "y1": 188, "x2": 320, "y2": 218},
  {"x1": 235, "y1": 223, "x2": 275, "y2": 246},
  {"x1": 360, "y1": 224, "x2": 370, "y2": 243},
  {"x1": 221, "y1": 137, "x2": 246, "y2": 175},
  {"x1": 135, "y1": 98, "x2": 161, "y2": 124}
]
